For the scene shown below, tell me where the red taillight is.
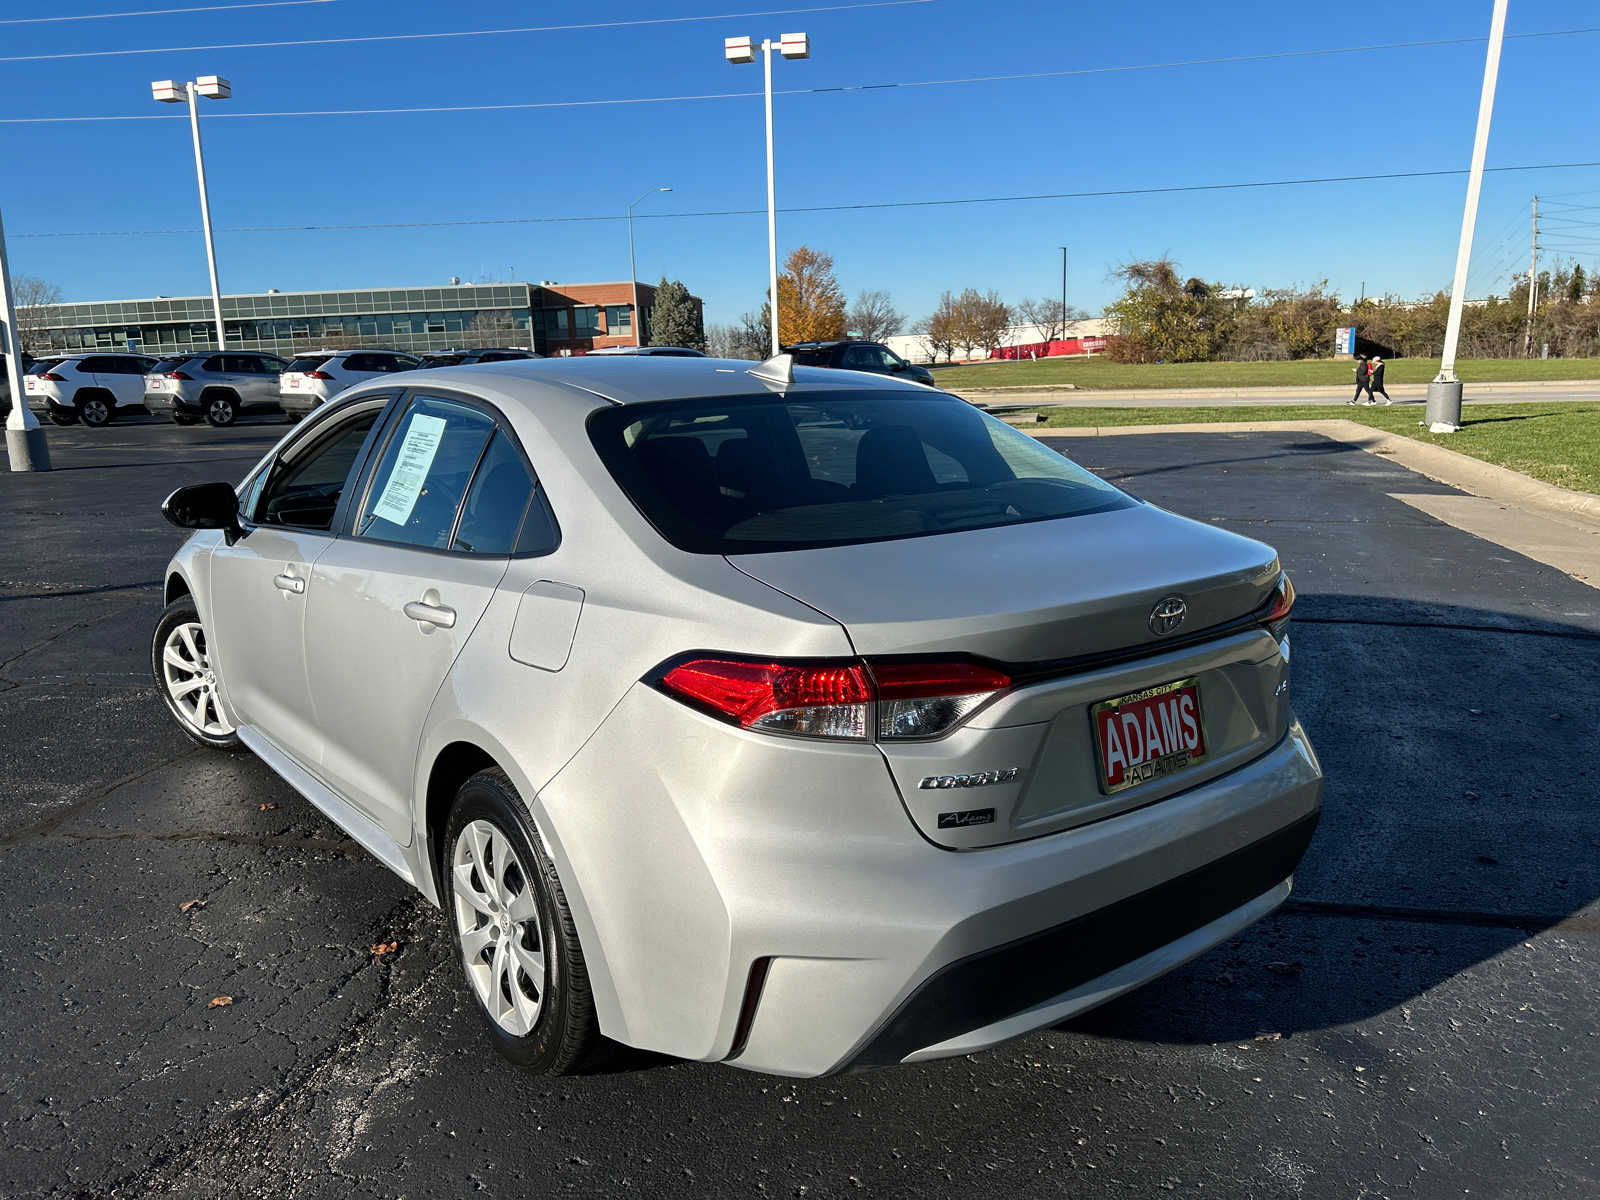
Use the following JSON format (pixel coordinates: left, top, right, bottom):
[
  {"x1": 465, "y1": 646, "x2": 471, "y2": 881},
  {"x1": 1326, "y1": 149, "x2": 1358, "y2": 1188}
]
[
  {"x1": 41, "y1": 372, "x2": 66, "y2": 382},
  {"x1": 165, "y1": 371, "x2": 192, "y2": 380},
  {"x1": 658, "y1": 656, "x2": 1010, "y2": 741},
  {"x1": 661, "y1": 659, "x2": 873, "y2": 739},
  {"x1": 1264, "y1": 574, "x2": 1295, "y2": 638},
  {"x1": 304, "y1": 370, "x2": 334, "y2": 380}
]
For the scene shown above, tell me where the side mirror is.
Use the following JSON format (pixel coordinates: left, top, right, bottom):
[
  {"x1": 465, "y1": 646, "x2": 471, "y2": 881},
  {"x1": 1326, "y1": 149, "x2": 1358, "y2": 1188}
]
[
  {"x1": 889, "y1": 361, "x2": 907, "y2": 372},
  {"x1": 163, "y1": 481, "x2": 242, "y2": 545}
]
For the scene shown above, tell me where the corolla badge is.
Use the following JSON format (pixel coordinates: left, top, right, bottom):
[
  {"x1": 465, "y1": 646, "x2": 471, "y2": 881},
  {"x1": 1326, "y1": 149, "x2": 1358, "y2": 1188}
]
[{"x1": 1148, "y1": 595, "x2": 1187, "y2": 636}]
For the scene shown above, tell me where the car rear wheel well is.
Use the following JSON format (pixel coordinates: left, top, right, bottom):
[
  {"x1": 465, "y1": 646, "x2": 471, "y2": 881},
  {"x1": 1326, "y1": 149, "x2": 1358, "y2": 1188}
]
[
  {"x1": 199, "y1": 387, "x2": 239, "y2": 402},
  {"x1": 426, "y1": 741, "x2": 498, "y2": 895},
  {"x1": 165, "y1": 573, "x2": 191, "y2": 606}
]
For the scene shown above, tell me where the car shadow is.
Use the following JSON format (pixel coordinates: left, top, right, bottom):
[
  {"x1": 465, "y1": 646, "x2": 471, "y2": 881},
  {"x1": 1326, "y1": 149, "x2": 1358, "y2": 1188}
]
[{"x1": 1057, "y1": 595, "x2": 1600, "y2": 1046}]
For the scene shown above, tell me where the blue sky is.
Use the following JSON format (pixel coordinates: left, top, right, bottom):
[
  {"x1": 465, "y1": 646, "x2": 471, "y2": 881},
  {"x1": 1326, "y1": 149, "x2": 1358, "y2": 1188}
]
[{"x1": 2, "y1": 0, "x2": 1598, "y2": 326}]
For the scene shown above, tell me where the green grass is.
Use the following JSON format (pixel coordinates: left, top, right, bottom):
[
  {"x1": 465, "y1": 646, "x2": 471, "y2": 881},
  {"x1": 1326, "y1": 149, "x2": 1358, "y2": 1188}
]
[
  {"x1": 933, "y1": 356, "x2": 1600, "y2": 391},
  {"x1": 1032, "y1": 402, "x2": 1600, "y2": 496}
]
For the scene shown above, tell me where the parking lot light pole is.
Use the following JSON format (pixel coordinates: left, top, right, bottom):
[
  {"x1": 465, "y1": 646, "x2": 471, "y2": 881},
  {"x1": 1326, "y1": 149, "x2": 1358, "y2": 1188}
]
[
  {"x1": 154, "y1": 76, "x2": 231, "y2": 354},
  {"x1": 628, "y1": 188, "x2": 672, "y2": 347},
  {"x1": 725, "y1": 32, "x2": 809, "y2": 355},
  {"x1": 1426, "y1": 0, "x2": 1509, "y2": 434},
  {"x1": 1, "y1": 201, "x2": 50, "y2": 472}
]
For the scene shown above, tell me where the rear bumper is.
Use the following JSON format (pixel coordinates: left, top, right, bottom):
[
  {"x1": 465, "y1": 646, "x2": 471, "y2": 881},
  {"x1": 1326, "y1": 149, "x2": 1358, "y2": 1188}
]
[
  {"x1": 279, "y1": 392, "x2": 323, "y2": 414},
  {"x1": 539, "y1": 682, "x2": 1323, "y2": 1077}
]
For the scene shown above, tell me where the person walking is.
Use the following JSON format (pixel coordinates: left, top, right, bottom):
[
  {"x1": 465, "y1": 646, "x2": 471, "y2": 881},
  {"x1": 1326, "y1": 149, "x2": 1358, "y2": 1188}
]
[
  {"x1": 1368, "y1": 354, "x2": 1392, "y2": 405},
  {"x1": 1348, "y1": 355, "x2": 1374, "y2": 405}
]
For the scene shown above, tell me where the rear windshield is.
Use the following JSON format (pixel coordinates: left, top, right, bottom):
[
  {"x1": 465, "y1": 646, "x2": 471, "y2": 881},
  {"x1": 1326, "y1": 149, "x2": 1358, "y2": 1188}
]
[
  {"x1": 421, "y1": 354, "x2": 466, "y2": 367},
  {"x1": 287, "y1": 356, "x2": 332, "y2": 373},
  {"x1": 151, "y1": 357, "x2": 195, "y2": 373},
  {"x1": 26, "y1": 360, "x2": 64, "y2": 375},
  {"x1": 588, "y1": 391, "x2": 1135, "y2": 554}
]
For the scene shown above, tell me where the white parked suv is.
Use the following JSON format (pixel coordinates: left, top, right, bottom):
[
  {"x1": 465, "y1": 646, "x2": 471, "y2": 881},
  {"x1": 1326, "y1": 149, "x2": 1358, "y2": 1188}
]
[
  {"x1": 22, "y1": 352, "x2": 160, "y2": 426},
  {"x1": 280, "y1": 350, "x2": 420, "y2": 417},
  {"x1": 145, "y1": 352, "x2": 291, "y2": 427}
]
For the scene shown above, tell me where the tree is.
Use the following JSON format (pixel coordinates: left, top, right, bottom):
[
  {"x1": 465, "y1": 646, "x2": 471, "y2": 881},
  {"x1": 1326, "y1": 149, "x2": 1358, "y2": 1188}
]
[
  {"x1": 1103, "y1": 258, "x2": 1233, "y2": 363},
  {"x1": 951, "y1": 288, "x2": 1010, "y2": 358},
  {"x1": 464, "y1": 309, "x2": 520, "y2": 349},
  {"x1": 913, "y1": 293, "x2": 959, "y2": 362},
  {"x1": 13, "y1": 275, "x2": 63, "y2": 353},
  {"x1": 1569, "y1": 264, "x2": 1587, "y2": 304},
  {"x1": 776, "y1": 246, "x2": 845, "y2": 345},
  {"x1": 846, "y1": 289, "x2": 904, "y2": 342},
  {"x1": 648, "y1": 277, "x2": 704, "y2": 350},
  {"x1": 1012, "y1": 297, "x2": 1088, "y2": 344}
]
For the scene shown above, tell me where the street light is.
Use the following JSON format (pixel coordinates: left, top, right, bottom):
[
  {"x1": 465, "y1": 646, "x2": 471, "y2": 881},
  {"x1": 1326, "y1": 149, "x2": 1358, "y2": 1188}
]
[
  {"x1": 628, "y1": 187, "x2": 672, "y2": 347},
  {"x1": 1426, "y1": 0, "x2": 1508, "y2": 434},
  {"x1": 724, "y1": 31, "x2": 809, "y2": 355},
  {"x1": 1, "y1": 200, "x2": 50, "y2": 472},
  {"x1": 153, "y1": 75, "x2": 231, "y2": 354}
]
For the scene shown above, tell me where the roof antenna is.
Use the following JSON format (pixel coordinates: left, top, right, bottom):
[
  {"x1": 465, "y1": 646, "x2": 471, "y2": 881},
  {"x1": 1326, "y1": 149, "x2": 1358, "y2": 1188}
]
[{"x1": 747, "y1": 351, "x2": 794, "y2": 390}]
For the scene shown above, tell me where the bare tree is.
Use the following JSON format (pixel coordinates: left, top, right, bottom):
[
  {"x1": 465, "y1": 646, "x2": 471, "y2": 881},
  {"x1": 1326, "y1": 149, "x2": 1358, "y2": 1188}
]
[
  {"x1": 13, "y1": 276, "x2": 63, "y2": 353},
  {"x1": 704, "y1": 323, "x2": 738, "y2": 359},
  {"x1": 913, "y1": 293, "x2": 960, "y2": 362},
  {"x1": 463, "y1": 309, "x2": 520, "y2": 349},
  {"x1": 846, "y1": 289, "x2": 905, "y2": 342},
  {"x1": 730, "y1": 305, "x2": 773, "y2": 359},
  {"x1": 1012, "y1": 297, "x2": 1089, "y2": 344},
  {"x1": 952, "y1": 288, "x2": 1010, "y2": 358}
]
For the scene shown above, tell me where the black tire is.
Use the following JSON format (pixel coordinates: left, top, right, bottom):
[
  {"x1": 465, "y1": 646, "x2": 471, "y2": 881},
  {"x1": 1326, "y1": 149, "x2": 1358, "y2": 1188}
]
[
  {"x1": 76, "y1": 392, "x2": 115, "y2": 427},
  {"x1": 203, "y1": 391, "x2": 238, "y2": 427},
  {"x1": 172, "y1": 411, "x2": 201, "y2": 426},
  {"x1": 48, "y1": 411, "x2": 77, "y2": 426},
  {"x1": 151, "y1": 596, "x2": 241, "y2": 750},
  {"x1": 444, "y1": 768, "x2": 610, "y2": 1075},
  {"x1": 283, "y1": 412, "x2": 302, "y2": 424}
]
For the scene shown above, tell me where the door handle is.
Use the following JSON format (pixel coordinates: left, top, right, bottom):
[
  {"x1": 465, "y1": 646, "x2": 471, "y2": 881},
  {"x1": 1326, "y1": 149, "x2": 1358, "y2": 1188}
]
[
  {"x1": 404, "y1": 600, "x2": 457, "y2": 629},
  {"x1": 273, "y1": 573, "x2": 305, "y2": 594}
]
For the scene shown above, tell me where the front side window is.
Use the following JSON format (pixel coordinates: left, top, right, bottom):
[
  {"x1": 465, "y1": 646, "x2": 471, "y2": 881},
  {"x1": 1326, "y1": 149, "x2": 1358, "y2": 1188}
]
[
  {"x1": 589, "y1": 392, "x2": 1134, "y2": 555},
  {"x1": 356, "y1": 396, "x2": 496, "y2": 549},
  {"x1": 251, "y1": 408, "x2": 382, "y2": 530}
]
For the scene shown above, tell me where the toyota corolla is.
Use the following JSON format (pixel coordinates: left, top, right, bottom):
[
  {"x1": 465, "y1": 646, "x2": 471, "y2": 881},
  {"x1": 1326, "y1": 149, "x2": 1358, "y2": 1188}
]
[{"x1": 154, "y1": 354, "x2": 1321, "y2": 1077}]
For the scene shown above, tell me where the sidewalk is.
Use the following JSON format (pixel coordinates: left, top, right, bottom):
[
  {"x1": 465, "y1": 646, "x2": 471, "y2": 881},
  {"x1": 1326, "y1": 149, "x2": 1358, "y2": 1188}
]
[{"x1": 954, "y1": 378, "x2": 1600, "y2": 408}]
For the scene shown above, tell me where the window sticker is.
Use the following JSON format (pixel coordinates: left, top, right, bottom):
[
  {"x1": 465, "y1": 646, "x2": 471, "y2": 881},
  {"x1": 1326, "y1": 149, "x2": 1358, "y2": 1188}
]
[{"x1": 370, "y1": 413, "x2": 447, "y2": 527}]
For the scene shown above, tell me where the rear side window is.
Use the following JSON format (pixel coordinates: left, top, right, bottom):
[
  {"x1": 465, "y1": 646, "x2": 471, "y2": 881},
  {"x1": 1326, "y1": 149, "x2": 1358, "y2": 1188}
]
[
  {"x1": 202, "y1": 356, "x2": 226, "y2": 372},
  {"x1": 589, "y1": 391, "x2": 1134, "y2": 554},
  {"x1": 356, "y1": 395, "x2": 496, "y2": 549},
  {"x1": 789, "y1": 350, "x2": 831, "y2": 367},
  {"x1": 287, "y1": 355, "x2": 332, "y2": 373},
  {"x1": 451, "y1": 430, "x2": 534, "y2": 554}
]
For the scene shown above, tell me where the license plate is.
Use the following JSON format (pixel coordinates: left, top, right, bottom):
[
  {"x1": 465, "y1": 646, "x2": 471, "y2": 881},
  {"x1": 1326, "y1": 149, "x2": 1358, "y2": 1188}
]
[
  {"x1": 149, "y1": 379, "x2": 164, "y2": 389},
  {"x1": 1091, "y1": 677, "x2": 1207, "y2": 794},
  {"x1": 24, "y1": 380, "x2": 36, "y2": 391},
  {"x1": 289, "y1": 378, "x2": 300, "y2": 387}
]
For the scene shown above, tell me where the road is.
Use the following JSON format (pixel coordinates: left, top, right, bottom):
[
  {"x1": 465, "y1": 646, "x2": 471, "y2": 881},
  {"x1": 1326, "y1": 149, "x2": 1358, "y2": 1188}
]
[{"x1": 2, "y1": 414, "x2": 1596, "y2": 1198}]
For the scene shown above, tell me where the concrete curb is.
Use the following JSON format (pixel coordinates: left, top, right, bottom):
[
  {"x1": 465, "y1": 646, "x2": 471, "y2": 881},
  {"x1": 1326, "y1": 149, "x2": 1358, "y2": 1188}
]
[
  {"x1": 1030, "y1": 418, "x2": 1600, "y2": 530},
  {"x1": 955, "y1": 378, "x2": 1600, "y2": 403}
]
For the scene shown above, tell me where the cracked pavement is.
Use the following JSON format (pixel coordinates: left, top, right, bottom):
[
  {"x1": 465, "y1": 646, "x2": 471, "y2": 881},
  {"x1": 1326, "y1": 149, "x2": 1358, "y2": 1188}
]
[{"x1": 2, "y1": 416, "x2": 1596, "y2": 1198}]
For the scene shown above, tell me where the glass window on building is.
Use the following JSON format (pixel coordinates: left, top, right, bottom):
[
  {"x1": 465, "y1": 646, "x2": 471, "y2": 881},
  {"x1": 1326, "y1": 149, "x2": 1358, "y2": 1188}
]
[
  {"x1": 574, "y1": 306, "x2": 601, "y2": 337},
  {"x1": 605, "y1": 305, "x2": 632, "y2": 336}
]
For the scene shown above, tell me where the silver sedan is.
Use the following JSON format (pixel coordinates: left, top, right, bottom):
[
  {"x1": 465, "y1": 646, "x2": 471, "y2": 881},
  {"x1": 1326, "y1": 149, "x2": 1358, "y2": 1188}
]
[{"x1": 154, "y1": 355, "x2": 1322, "y2": 1077}]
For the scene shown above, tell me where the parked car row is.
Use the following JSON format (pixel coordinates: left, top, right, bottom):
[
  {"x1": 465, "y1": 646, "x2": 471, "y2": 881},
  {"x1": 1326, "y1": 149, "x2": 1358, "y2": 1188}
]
[
  {"x1": 20, "y1": 347, "x2": 541, "y2": 428},
  {"x1": 14, "y1": 339, "x2": 928, "y2": 429}
]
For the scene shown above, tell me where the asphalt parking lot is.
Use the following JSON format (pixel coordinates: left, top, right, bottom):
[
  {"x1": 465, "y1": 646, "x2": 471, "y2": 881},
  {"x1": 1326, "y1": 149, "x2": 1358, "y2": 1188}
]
[{"x1": 3, "y1": 412, "x2": 1596, "y2": 1199}]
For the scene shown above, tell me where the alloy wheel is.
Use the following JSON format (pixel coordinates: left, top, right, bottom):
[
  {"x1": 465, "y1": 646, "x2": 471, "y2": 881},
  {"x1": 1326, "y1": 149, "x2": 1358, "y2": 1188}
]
[
  {"x1": 160, "y1": 621, "x2": 234, "y2": 737},
  {"x1": 207, "y1": 398, "x2": 235, "y2": 425},
  {"x1": 81, "y1": 399, "x2": 109, "y2": 426},
  {"x1": 452, "y1": 818, "x2": 547, "y2": 1036}
]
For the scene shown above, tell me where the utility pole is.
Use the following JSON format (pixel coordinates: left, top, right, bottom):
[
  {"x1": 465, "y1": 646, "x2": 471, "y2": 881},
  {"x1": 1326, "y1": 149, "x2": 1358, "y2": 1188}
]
[
  {"x1": 1522, "y1": 194, "x2": 1540, "y2": 356},
  {"x1": 154, "y1": 76, "x2": 232, "y2": 352},
  {"x1": 1425, "y1": 0, "x2": 1508, "y2": 434}
]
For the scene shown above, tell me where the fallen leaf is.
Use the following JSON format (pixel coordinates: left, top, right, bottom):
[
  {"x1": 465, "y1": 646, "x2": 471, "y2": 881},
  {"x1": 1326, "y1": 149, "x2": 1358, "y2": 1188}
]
[
  {"x1": 1254, "y1": 1032, "x2": 1282, "y2": 1043},
  {"x1": 208, "y1": 996, "x2": 233, "y2": 1008},
  {"x1": 1265, "y1": 961, "x2": 1304, "y2": 977},
  {"x1": 1550, "y1": 713, "x2": 1564, "y2": 720},
  {"x1": 259, "y1": 803, "x2": 277, "y2": 811},
  {"x1": 179, "y1": 899, "x2": 204, "y2": 914},
  {"x1": 371, "y1": 941, "x2": 399, "y2": 957},
  {"x1": 1478, "y1": 855, "x2": 1499, "y2": 866}
]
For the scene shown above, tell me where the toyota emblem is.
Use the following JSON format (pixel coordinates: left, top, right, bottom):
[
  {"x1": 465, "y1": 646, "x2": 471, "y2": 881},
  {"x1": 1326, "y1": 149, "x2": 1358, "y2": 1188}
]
[{"x1": 1148, "y1": 596, "x2": 1187, "y2": 636}]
